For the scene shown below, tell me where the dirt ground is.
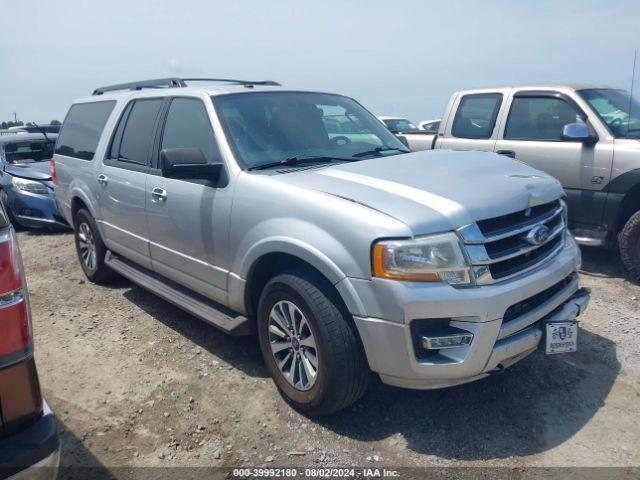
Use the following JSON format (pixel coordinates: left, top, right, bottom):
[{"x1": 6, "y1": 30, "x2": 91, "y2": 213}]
[{"x1": 16, "y1": 230, "x2": 640, "y2": 477}]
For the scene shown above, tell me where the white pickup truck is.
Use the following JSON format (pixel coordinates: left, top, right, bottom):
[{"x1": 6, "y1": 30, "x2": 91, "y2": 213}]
[{"x1": 399, "y1": 84, "x2": 640, "y2": 280}]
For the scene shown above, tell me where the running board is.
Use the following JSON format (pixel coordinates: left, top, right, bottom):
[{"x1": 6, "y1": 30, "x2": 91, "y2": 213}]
[{"x1": 105, "y1": 251, "x2": 254, "y2": 336}]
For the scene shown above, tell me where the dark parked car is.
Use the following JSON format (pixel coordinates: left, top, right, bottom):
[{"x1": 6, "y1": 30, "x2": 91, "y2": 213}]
[
  {"x1": 0, "y1": 133, "x2": 67, "y2": 229},
  {"x1": 0, "y1": 202, "x2": 59, "y2": 479}
]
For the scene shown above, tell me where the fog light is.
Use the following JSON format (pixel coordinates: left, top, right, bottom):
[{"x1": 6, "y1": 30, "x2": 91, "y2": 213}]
[{"x1": 421, "y1": 333, "x2": 473, "y2": 350}]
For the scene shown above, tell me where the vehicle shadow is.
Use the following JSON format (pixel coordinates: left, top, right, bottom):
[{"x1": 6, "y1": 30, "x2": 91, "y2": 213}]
[
  {"x1": 579, "y1": 246, "x2": 637, "y2": 284},
  {"x1": 57, "y1": 418, "x2": 114, "y2": 480},
  {"x1": 121, "y1": 286, "x2": 267, "y2": 379},
  {"x1": 317, "y1": 328, "x2": 619, "y2": 460}
]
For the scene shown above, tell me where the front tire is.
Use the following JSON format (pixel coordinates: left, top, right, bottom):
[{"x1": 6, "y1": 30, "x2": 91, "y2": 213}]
[
  {"x1": 619, "y1": 210, "x2": 640, "y2": 282},
  {"x1": 73, "y1": 209, "x2": 115, "y2": 283},
  {"x1": 257, "y1": 270, "x2": 370, "y2": 416}
]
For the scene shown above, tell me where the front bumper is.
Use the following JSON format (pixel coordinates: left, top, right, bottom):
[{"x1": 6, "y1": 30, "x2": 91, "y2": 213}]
[
  {"x1": 5, "y1": 186, "x2": 68, "y2": 229},
  {"x1": 0, "y1": 401, "x2": 59, "y2": 480},
  {"x1": 348, "y1": 236, "x2": 588, "y2": 389}
]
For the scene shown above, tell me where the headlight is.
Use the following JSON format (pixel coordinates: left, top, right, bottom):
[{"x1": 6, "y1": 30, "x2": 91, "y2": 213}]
[
  {"x1": 11, "y1": 176, "x2": 49, "y2": 195},
  {"x1": 372, "y1": 232, "x2": 472, "y2": 285}
]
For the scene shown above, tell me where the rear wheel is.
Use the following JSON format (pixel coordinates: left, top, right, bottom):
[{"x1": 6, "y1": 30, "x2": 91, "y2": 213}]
[
  {"x1": 257, "y1": 270, "x2": 370, "y2": 416},
  {"x1": 619, "y1": 210, "x2": 640, "y2": 282},
  {"x1": 73, "y1": 209, "x2": 115, "y2": 283}
]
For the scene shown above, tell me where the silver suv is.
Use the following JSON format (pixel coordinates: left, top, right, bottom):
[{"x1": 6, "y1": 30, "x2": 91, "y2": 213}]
[{"x1": 53, "y1": 78, "x2": 590, "y2": 415}]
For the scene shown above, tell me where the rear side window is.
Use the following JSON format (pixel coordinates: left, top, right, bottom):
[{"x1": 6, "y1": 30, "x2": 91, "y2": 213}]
[
  {"x1": 109, "y1": 99, "x2": 163, "y2": 165},
  {"x1": 161, "y1": 98, "x2": 220, "y2": 162},
  {"x1": 451, "y1": 94, "x2": 502, "y2": 139},
  {"x1": 504, "y1": 96, "x2": 586, "y2": 141},
  {"x1": 55, "y1": 101, "x2": 115, "y2": 160}
]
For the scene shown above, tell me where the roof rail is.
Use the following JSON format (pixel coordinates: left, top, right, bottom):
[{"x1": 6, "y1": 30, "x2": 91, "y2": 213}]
[{"x1": 92, "y1": 77, "x2": 281, "y2": 95}]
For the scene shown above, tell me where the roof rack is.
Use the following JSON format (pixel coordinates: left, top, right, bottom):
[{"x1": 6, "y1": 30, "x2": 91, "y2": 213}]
[{"x1": 92, "y1": 77, "x2": 281, "y2": 95}]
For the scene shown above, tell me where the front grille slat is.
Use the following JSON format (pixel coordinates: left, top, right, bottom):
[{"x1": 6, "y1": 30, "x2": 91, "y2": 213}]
[{"x1": 459, "y1": 200, "x2": 566, "y2": 285}]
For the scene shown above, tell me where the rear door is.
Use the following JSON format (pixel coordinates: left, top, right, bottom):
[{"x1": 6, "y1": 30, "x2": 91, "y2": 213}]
[
  {"x1": 98, "y1": 98, "x2": 163, "y2": 269},
  {"x1": 493, "y1": 90, "x2": 614, "y2": 227},
  {"x1": 439, "y1": 89, "x2": 510, "y2": 152},
  {"x1": 145, "y1": 96, "x2": 230, "y2": 304}
]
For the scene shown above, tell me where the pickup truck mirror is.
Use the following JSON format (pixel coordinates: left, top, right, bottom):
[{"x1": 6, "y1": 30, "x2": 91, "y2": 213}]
[
  {"x1": 160, "y1": 148, "x2": 223, "y2": 180},
  {"x1": 562, "y1": 123, "x2": 597, "y2": 145}
]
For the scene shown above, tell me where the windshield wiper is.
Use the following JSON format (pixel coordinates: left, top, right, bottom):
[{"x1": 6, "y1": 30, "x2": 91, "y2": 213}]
[
  {"x1": 352, "y1": 145, "x2": 410, "y2": 158},
  {"x1": 247, "y1": 156, "x2": 353, "y2": 171}
]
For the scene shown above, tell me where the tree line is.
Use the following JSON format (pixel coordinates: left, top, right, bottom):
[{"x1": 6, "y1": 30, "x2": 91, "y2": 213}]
[{"x1": 1, "y1": 120, "x2": 61, "y2": 129}]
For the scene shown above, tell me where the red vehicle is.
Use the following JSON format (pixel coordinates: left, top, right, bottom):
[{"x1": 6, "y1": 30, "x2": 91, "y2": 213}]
[{"x1": 0, "y1": 202, "x2": 58, "y2": 479}]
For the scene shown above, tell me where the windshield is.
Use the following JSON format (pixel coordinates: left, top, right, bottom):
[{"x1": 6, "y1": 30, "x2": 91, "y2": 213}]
[
  {"x1": 579, "y1": 88, "x2": 640, "y2": 139},
  {"x1": 2, "y1": 140, "x2": 55, "y2": 164},
  {"x1": 213, "y1": 92, "x2": 407, "y2": 170},
  {"x1": 382, "y1": 118, "x2": 419, "y2": 132}
]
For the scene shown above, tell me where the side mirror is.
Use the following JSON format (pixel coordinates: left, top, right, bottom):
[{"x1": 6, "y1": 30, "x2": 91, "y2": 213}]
[
  {"x1": 562, "y1": 123, "x2": 597, "y2": 144},
  {"x1": 160, "y1": 148, "x2": 223, "y2": 180}
]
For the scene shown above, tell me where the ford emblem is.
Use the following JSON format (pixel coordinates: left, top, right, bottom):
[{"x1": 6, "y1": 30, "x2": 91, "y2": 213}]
[{"x1": 526, "y1": 225, "x2": 550, "y2": 245}]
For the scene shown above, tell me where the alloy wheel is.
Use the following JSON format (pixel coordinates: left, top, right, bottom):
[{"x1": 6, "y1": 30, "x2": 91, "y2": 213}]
[
  {"x1": 268, "y1": 300, "x2": 319, "y2": 391},
  {"x1": 78, "y1": 222, "x2": 97, "y2": 271}
]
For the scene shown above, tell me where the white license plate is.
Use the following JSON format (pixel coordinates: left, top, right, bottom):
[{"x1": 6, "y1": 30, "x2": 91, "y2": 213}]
[{"x1": 545, "y1": 321, "x2": 578, "y2": 354}]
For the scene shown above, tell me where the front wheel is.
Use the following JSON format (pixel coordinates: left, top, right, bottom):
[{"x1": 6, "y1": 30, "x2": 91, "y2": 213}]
[
  {"x1": 257, "y1": 270, "x2": 370, "y2": 416},
  {"x1": 73, "y1": 209, "x2": 116, "y2": 283},
  {"x1": 619, "y1": 210, "x2": 640, "y2": 282}
]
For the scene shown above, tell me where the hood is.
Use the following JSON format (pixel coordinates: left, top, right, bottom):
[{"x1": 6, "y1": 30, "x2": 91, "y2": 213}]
[
  {"x1": 3, "y1": 162, "x2": 51, "y2": 181},
  {"x1": 281, "y1": 150, "x2": 564, "y2": 234}
]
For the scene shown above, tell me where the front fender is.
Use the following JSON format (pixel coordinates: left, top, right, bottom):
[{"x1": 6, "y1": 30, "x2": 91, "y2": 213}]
[
  {"x1": 229, "y1": 218, "x2": 373, "y2": 317},
  {"x1": 239, "y1": 236, "x2": 347, "y2": 285}
]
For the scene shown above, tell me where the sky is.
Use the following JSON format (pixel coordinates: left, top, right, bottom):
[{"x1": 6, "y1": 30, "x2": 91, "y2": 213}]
[{"x1": 1, "y1": 0, "x2": 639, "y2": 124}]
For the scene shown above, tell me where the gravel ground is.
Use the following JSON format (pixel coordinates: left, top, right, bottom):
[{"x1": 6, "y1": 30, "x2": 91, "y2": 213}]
[{"x1": 16, "y1": 230, "x2": 640, "y2": 477}]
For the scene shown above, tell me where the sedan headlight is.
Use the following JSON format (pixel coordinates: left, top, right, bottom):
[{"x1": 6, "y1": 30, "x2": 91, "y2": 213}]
[
  {"x1": 11, "y1": 176, "x2": 49, "y2": 196},
  {"x1": 372, "y1": 232, "x2": 472, "y2": 285}
]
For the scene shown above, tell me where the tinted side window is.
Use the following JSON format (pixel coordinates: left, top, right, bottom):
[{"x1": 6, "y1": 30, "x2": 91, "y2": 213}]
[
  {"x1": 161, "y1": 98, "x2": 220, "y2": 162},
  {"x1": 55, "y1": 101, "x2": 115, "y2": 160},
  {"x1": 505, "y1": 97, "x2": 586, "y2": 141},
  {"x1": 113, "y1": 99, "x2": 163, "y2": 165},
  {"x1": 451, "y1": 94, "x2": 502, "y2": 139}
]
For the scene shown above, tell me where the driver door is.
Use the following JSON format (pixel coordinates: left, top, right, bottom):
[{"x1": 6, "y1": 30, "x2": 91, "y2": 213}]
[
  {"x1": 494, "y1": 91, "x2": 614, "y2": 227},
  {"x1": 146, "y1": 96, "x2": 231, "y2": 304}
]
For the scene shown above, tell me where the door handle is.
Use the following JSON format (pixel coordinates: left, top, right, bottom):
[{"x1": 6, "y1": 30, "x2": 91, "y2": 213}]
[
  {"x1": 97, "y1": 174, "x2": 108, "y2": 186},
  {"x1": 151, "y1": 187, "x2": 167, "y2": 202},
  {"x1": 496, "y1": 150, "x2": 516, "y2": 159}
]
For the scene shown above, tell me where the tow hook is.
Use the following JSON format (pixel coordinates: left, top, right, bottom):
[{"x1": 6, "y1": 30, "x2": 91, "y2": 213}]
[{"x1": 488, "y1": 364, "x2": 505, "y2": 375}]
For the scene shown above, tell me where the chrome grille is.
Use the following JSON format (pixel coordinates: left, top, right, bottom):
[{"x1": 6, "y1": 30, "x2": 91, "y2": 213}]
[{"x1": 458, "y1": 200, "x2": 565, "y2": 285}]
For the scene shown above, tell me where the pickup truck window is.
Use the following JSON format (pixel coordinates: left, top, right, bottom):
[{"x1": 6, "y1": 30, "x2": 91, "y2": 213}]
[
  {"x1": 504, "y1": 96, "x2": 585, "y2": 141},
  {"x1": 579, "y1": 88, "x2": 640, "y2": 139},
  {"x1": 161, "y1": 98, "x2": 221, "y2": 163},
  {"x1": 213, "y1": 92, "x2": 405, "y2": 170},
  {"x1": 452, "y1": 93, "x2": 502, "y2": 139}
]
